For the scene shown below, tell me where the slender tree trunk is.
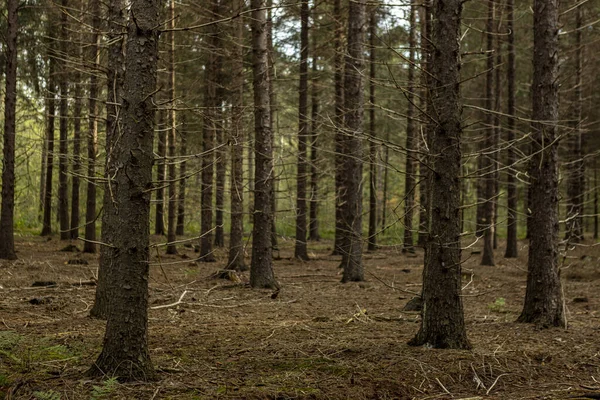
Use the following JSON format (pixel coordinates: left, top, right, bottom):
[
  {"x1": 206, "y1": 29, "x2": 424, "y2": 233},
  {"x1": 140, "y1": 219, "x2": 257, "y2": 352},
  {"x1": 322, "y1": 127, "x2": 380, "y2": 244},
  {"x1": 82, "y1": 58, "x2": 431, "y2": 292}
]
[
  {"x1": 481, "y1": 0, "x2": 496, "y2": 266},
  {"x1": 41, "y1": 44, "x2": 57, "y2": 237},
  {"x1": 367, "y1": 7, "x2": 378, "y2": 252},
  {"x1": 155, "y1": 111, "x2": 166, "y2": 235},
  {"x1": 250, "y1": 0, "x2": 278, "y2": 289},
  {"x1": 83, "y1": 1, "x2": 100, "y2": 253},
  {"x1": 0, "y1": 0, "x2": 18, "y2": 259},
  {"x1": 504, "y1": 0, "x2": 518, "y2": 258},
  {"x1": 294, "y1": 0, "x2": 310, "y2": 260},
  {"x1": 166, "y1": 0, "x2": 178, "y2": 255},
  {"x1": 381, "y1": 137, "x2": 389, "y2": 232},
  {"x1": 176, "y1": 115, "x2": 187, "y2": 236},
  {"x1": 70, "y1": 36, "x2": 83, "y2": 240},
  {"x1": 492, "y1": 8, "x2": 502, "y2": 251},
  {"x1": 227, "y1": 0, "x2": 247, "y2": 271},
  {"x1": 58, "y1": 0, "x2": 70, "y2": 241},
  {"x1": 409, "y1": 0, "x2": 471, "y2": 349},
  {"x1": 332, "y1": 0, "x2": 344, "y2": 255},
  {"x1": 88, "y1": 0, "x2": 159, "y2": 380},
  {"x1": 402, "y1": 0, "x2": 417, "y2": 254},
  {"x1": 339, "y1": 0, "x2": 366, "y2": 282},
  {"x1": 215, "y1": 96, "x2": 226, "y2": 248},
  {"x1": 517, "y1": 0, "x2": 564, "y2": 328},
  {"x1": 267, "y1": 0, "x2": 279, "y2": 252},
  {"x1": 309, "y1": 28, "x2": 320, "y2": 242},
  {"x1": 90, "y1": 0, "x2": 125, "y2": 318}
]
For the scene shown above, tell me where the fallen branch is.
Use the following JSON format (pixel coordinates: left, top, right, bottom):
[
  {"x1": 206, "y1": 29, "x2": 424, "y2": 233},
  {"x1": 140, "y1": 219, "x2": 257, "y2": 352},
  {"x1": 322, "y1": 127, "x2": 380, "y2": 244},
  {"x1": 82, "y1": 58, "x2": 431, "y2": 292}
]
[{"x1": 151, "y1": 290, "x2": 188, "y2": 310}]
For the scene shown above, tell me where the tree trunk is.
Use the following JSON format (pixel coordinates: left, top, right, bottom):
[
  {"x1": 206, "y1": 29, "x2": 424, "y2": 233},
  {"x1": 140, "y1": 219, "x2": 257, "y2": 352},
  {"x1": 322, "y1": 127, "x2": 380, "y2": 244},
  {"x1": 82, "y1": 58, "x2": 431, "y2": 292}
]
[
  {"x1": 214, "y1": 97, "x2": 226, "y2": 248},
  {"x1": 267, "y1": 0, "x2": 279, "y2": 253},
  {"x1": 58, "y1": 0, "x2": 70, "y2": 241},
  {"x1": 155, "y1": 110, "x2": 166, "y2": 236},
  {"x1": 339, "y1": 0, "x2": 366, "y2": 282},
  {"x1": 0, "y1": 0, "x2": 18, "y2": 259},
  {"x1": 41, "y1": 38, "x2": 57, "y2": 237},
  {"x1": 517, "y1": 0, "x2": 564, "y2": 328},
  {"x1": 504, "y1": 0, "x2": 518, "y2": 258},
  {"x1": 408, "y1": 0, "x2": 471, "y2": 349},
  {"x1": 88, "y1": 0, "x2": 159, "y2": 380},
  {"x1": 166, "y1": 0, "x2": 177, "y2": 255},
  {"x1": 332, "y1": 0, "x2": 344, "y2": 256},
  {"x1": 83, "y1": 0, "x2": 100, "y2": 253},
  {"x1": 294, "y1": 0, "x2": 310, "y2": 261},
  {"x1": 227, "y1": 0, "x2": 247, "y2": 271},
  {"x1": 176, "y1": 115, "x2": 187, "y2": 236},
  {"x1": 481, "y1": 0, "x2": 496, "y2": 266},
  {"x1": 90, "y1": 0, "x2": 125, "y2": 318},
  {"x1": 308, "y1": 27, "x2": 320, "y2": 242},
  {"x1": 250, "y1": 0, "x2": 278, "y2": 289},
  {"x1": 70, "y1": 33, "x2": 83, "y2": 240},
  {"x1": 402, "y1": 0, "x2": 417, "y2": 254},
  {"x1": 367, "y1": 7, "x2": 378, "y2": 252}
]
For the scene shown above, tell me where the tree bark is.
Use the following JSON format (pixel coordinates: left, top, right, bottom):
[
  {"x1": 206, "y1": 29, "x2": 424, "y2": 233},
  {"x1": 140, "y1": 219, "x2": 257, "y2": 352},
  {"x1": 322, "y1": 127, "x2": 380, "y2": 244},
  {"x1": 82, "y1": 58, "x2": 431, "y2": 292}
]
[
  {"x1": 70, "y1": 28, "x2": 83, "y2": 240},
  {"x1": 227, "y1": 0, "x2": 247, "y2": 271},
  {"x1": 367, "y1": 7, "x2": 378, "y2": 252},
  {"x1": 166, "y1": 0, "x2": 177, "y2": 255},
  {"x1": 332, "y1": 0, "x2": 344, "y2": 256},
  {"x1": 402, "y1": 0, "x2": 417, "y2": 254},
  {"x1": 409, "y1": 0, "x2": 471, "y2": 349},
  {"x1": 339, "y1": 0, "x2": 366, "y2": 282},
  {"x1": 308, "y1": 26, "x2": 320, "y2": 242},
  {"x1": 517, "y1": 0, "x2": 565, "y2": 328},
  {"x1": 214, "y1": 96, "x2": 226, "y2": 248},
  {"x1": 294, "y1": 0, "x2": 310, "y2": 261},
  {"x1": 88, "y1": 0, "x2": 160, "y2": 380},
  {"x1": 41, "y1": 31, "x2": 57, "y2": 237},
  {"x1": 176, "y1": 115, "x2": 187, "y2": 236},
  {"x1": 58, "y1": 0, "x2": 70, "y2": 241},
  {"x1": 504, "y1": 0, "x2": 518, "y2": 258},
  {"x1": 250, "y1": 0, "x2": 278, "y2": 289},
  {"x1": 155, "y1": 111, "x2": 166, "y2": 236},
  {"x1": 0, "y1": 0, "x2": 18, "y2": 259}
]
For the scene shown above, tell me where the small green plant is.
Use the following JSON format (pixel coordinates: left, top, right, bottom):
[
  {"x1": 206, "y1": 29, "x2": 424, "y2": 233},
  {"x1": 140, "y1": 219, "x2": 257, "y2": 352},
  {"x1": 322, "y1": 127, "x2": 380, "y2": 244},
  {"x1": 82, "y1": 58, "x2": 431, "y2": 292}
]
[
  {"x1": 91, "y1": 377, "x2": 119, "y2": 400},
  {"x1": 33, "y1": 390, "x2": 61, "y2": 400},
  {"x1": 488, "y1": 297, "x2": 507, "y2": 313}
]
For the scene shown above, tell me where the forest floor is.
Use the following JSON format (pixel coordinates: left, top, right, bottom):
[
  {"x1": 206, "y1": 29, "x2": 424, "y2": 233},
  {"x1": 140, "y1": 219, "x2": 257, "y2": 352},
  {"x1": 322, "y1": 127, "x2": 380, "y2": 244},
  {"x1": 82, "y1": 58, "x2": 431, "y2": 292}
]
[{"x1": 1, "y1": 234, "x2": 600, "y2": 400}]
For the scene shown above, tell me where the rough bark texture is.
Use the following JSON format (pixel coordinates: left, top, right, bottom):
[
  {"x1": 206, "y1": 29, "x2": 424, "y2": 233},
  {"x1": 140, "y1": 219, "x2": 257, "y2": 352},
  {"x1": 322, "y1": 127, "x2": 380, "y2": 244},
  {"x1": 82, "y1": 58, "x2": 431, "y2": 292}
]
[
  {"x1": 90, "y1": 0, "x2": 125, "y2": 319},
  {"x1": 41, "y1": 42, "x2": 56, "y2": 237},
  {"x1": 402, "y1": 0, "x2": 417, "y2": 254},
  {"x1": 517, "y1": 0, "x2": 564, "y2": 328},
  {"x1": 0, "y1": 0, "x2": 18, "y2": 259},
  {"x1": 308, "y1": 33, "x2": 320, "y2": 242},
  {"x1": 267, "y1": 1, "x2": 279, "y2": 253},
  {"x1": 88, "y1": 0, "x2": 159, "y2": 380},
  {"x1": 227, "y1": 0, "x2": 247, "y2": 271},
  {"x1": 250, "y1": 0, "x2": 278, "y2": 289},
  {"x1": 367, "y1": 8, "x2": 378, "y2": 252},
  {"x1": 339, "y1": 0, "x2": 365, "y2": 283},
  {"x1": 166, "y1": 0, "x2": 177, "y2": 255},
  {"x1": 409, "y1": 0, "x2": 471, "y2": 349},
  {"x1": 481, "y1": 0, "x2": 496, "y2": 266},
  {"x1": 83, "y1": 0, "x2": 100, "y2": 253},
  {"x1": 58, "y1": 0, "x2": 70, "y2": 241},
  {"x1": 332, "y1": 0, "x2": 344, "y2": 256},
  {"x1": 504, "y1": 0, "x2": 518, "y2": 258},
  {"x1": 294, "y1": 0, "x2": 310, "y2": 261}
]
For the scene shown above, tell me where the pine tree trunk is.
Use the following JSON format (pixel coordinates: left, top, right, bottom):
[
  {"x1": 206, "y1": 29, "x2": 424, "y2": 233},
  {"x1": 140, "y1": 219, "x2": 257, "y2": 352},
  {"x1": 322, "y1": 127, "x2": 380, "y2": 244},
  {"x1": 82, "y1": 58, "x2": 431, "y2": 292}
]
[
  {"x1": 88, "y1": 0, "x2": 159, "y2": 380},
  {"x1": 339, "y1": 0, "x2": 366, "y2": 282},
  {"x1": 70, "y1": 28, "x2": 83, "y2": 240},
  {"x1": 176, "y1": 116, "x2": 187, "y2": 236},
  {"x1": 481, "y1": 0, "x2": 496, "y2": 266},
  {"x1": 215, "y1": 107, "x2": 226, "y2": 248},
  {"x1": 504, "y1": 0, "x2": 518, "y2": 258},
  {"x1": 332, "y1": 0, "x2": 344, "y2": 256},
  {"x1": 227, "y1": 0, "x2": 247, "y2": 271},
  {"x1": 409, "y1": 0, "x2": 471, "y2": 349},
  {"x1": 155, "y1": 110, "x2": 166, "y2": 236},
  {"x1": 267, "y1": 1, "x2": 279, "y2": 252},
  {"x1": 41, "y1": 38, "x2": 57, "y2": 237},
  {"x1": 517, "y1": 0, "x2": 564, "y2": 328},
  {"x1": 294, "y1": 0, "x2": 310, "y2": 260},
  {"x1": 308, "y1": 31, "x2": 320, "y2": 242},
  {"x1": 166, "y1": 0, "x2": 177, "y2": 255},
  {"x1": 402, "y1": 0, "x2": 417, "y2": 254},
  {"x1": 0, "y1": 0, "x2": 18, "y2": 259},
  {"x1": 250, "y1": 0, "x2": 278, "y2": 289},
  {"x1": 367, "y1": 8, "x2": 378, "y2": 252},
  {"x1": 58, "y1": 0, "x2": 70, "y2": 241}
]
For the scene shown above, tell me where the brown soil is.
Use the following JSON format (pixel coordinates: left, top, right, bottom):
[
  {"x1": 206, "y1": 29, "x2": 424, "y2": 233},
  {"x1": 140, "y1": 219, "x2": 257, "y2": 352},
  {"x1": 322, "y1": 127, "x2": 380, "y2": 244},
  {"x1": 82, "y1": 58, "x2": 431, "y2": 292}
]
[{"x1": 1, "y1": 235, "x2": 600, "y2": 399}]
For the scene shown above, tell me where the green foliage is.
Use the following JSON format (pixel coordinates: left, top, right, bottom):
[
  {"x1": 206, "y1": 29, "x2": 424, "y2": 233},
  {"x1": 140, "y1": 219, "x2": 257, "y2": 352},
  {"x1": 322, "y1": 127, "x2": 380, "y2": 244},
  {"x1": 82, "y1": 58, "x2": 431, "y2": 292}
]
[
  {"x1": 91, "y1": 377, "x2": 119, "y2": 400},
  {"x1": 488, "y1": 297, "x2": 507, "y2": 313},
  {"x1": 33, "y1": 390, "x2": 61, "y2": 400}
]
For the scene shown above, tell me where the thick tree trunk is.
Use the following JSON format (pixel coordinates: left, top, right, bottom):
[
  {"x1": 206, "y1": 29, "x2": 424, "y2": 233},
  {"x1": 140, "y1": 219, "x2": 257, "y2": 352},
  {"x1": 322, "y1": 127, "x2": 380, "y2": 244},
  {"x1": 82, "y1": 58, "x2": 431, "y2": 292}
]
[
  {"x1": 339, "y1": 0, "x2": 366, "y2": 282},
  {"x1": 481, "y1": 0, "x2": 496, "y2": 266},
  {"x1": 88, "y1": 0, "x2": 159, "y2": 380},
  {"x1": 58, "y1": 0, "x2": 70, "y2": 241},
  {"x1": 308, "y1": 32, "x2": 320, "y2": 242},
  {"x1": 267, "y1": 0, "x2": 279, "y2": 253},
  {"x1": 250, "y1": 0, "x2": 278, "y2": 289},
  {"x1": 227, "y1": 0, "x2": 247, "y2": 271},
  {"x1": 166, "y1": 0, "x2": 177, "y2": 255},
  {"x1": 90, "y1": 0, "x2": 125, "y2": 319},
  {"x1": 0, "y1": 0, "x2": 18, "y2": 259},
  {"x1": 332, "y1": 0, "x2": 344, "y2": 256},
  {"x1": 294, "y1": 0, "x2": 310, "y2": 260},
  {"x1": 517, "y1": 0, "x2": 564, "y2": 328},
  {"x1": 504, "y1": 0, "x2": 518, "y2": 258},
  {"x1": 402, "y1": 0, "x2": 417, "y2": 254},
  {"x1": 83, "y1": 0, "x2": 100, "y2": 253},
  {"x1": 409, "y1": 0, "x2": 471, "y2": 349},
  {"x1": 367, "y1": 8, "x2": 378, "y2": 252}
]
